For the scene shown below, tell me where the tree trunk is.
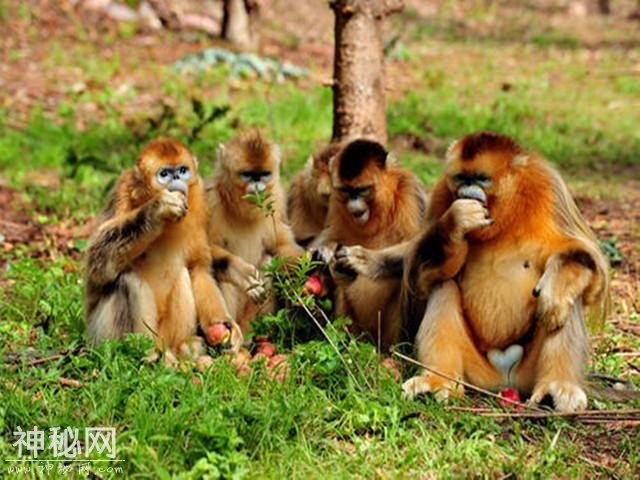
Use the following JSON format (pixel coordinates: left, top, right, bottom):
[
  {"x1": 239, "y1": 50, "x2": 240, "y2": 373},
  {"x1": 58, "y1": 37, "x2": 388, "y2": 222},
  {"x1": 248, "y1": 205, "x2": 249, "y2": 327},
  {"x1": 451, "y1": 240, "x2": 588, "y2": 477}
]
[
  {"x1": 597, "y1": 0, "x2": 611, "y2": 15},
  {"x1": 330, "y1": 0, "x2": 403, "y2": 144},
  {"x1": 222, "y1": 0, "x2": 259, "y2": 50}
]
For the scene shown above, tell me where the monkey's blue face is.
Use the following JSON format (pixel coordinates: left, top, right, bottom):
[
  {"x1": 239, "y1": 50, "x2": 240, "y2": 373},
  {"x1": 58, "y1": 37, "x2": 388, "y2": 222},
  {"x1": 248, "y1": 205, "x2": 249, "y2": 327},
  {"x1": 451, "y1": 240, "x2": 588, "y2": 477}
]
[
  {"x1": 239, "y1": 171, "x2": 272, "y2": 195},
  {"x1": 156, "y1": 164, "x2": 192, "y2": 196}
]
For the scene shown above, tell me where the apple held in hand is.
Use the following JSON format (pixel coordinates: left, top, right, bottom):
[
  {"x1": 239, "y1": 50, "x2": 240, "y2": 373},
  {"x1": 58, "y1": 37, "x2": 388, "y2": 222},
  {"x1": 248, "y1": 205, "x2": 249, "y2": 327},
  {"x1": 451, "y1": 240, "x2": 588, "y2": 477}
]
[
  {"x1": 303, "y1": 274, "x2": 324, "y2": 297},
  {"x1": 206, "y1": 323, "x2": 230, "y2": 345}
]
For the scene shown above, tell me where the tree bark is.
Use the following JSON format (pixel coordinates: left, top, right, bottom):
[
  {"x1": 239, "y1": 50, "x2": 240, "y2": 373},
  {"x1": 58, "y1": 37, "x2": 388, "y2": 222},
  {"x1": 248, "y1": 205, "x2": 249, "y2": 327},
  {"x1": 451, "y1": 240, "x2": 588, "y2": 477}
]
[
  {"x1": 330, "y1": 0, "x2": 403, "y2": 144},
  {"x1": 597, "y1": 0, "x2": 611, "y2": 15},
  {"x1": 222, "y1": 0, "x2": 259, "y2": 50}
]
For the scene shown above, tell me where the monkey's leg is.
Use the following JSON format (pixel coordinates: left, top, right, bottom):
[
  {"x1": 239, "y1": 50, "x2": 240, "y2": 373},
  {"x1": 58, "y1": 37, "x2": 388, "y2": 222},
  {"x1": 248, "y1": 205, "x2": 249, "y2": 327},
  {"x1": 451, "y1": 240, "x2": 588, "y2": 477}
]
[
  {"x1": 402, "y1": 280, "x2": 500, "y2": 400},
  {"x1": 86, "y1": 272, "x2": 158, "y2": 345},
  {"x1": 156, "y1": 267, "x2": 197, "y2": 357},
  {"x1": 191, "y1": 264, "x2": 243, "y2": 352},
  {"x1": 529, "y1": 302, "x2": 589, "y2": 413},
  {"x1": 211, "y1": 245, "x2": 266, "y2": 302}
]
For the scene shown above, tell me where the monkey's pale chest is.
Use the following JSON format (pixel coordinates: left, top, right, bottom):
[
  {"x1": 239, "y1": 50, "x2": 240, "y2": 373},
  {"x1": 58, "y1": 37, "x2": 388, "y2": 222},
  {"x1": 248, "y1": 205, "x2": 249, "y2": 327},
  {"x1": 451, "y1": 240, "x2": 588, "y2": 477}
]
[
  {"x1": 223, "y1": 225, "x2": 273, "y2": 266},
  {"x1": 460, "y1": 243, "x2": 543, "y2": 350},
  {"x1": 135, "y1": 240, "x2": 188, "y2": 311}
]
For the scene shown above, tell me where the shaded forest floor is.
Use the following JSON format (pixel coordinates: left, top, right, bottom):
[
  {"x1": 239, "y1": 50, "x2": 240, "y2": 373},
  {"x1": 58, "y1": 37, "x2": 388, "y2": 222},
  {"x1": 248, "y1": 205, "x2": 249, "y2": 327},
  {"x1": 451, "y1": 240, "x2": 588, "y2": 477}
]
[{"x1": 0, "y1": 1, "x2": 639, "y2": 478}]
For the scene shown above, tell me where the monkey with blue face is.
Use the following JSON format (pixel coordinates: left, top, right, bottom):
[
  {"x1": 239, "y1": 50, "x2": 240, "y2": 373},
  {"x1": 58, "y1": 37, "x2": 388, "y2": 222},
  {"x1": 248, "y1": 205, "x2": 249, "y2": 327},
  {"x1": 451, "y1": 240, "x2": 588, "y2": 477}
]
[
  {"x1": 206, "y1": 130, "x2": 304, "y2": 332},
  {"x1": 85, "y1": 137, "x2": 240, "y2": 362}
]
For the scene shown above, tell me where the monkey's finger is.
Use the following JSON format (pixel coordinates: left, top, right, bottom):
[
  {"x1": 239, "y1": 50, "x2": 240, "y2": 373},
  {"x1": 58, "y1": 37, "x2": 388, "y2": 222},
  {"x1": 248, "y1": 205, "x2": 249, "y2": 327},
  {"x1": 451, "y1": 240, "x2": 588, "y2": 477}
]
[{"x1": 311, "y1": 246, "x2": 334, "y2": 265}]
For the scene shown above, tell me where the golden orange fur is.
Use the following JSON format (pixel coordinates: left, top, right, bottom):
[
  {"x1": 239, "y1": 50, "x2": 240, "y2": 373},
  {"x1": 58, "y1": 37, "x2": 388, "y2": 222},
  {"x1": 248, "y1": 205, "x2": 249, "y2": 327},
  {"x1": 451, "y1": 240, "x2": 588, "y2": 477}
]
[
  {"x1": 287, "y1": 142, "x2": 343, "y2": 246},
  {"x1": 316, "y1": 139, "x2": 427, "y2": 347},
  {"x1": 85, "y1": 138, "x2": 236, "y2": 361},
  {"x1": 206, "y1": 130, "x2": 304, "y2": 332},
  {"x1": 336, "y1": 132, "x2": 608, "y2": 412}
]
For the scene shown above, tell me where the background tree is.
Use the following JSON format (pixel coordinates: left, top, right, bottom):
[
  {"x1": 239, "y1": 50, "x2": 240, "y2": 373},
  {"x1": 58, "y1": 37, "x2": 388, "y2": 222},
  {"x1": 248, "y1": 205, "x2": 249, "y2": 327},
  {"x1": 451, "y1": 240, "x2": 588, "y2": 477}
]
[
  {"x1": 222, "y1": 0, "x2": 260, "y2": 50},
  {"x1": 330, "y1": 0, "x2": 404, "y2": 145}
]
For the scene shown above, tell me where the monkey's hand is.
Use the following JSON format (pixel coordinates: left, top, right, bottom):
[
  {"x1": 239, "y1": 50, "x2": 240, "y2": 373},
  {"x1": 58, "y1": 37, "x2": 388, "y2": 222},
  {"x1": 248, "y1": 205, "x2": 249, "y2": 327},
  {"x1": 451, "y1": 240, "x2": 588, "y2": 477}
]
[
  {"x1": 155, "y1": 190, "x2": 187, "y2": 222},
  {"x1": 402, "y1": 372, "x2": 464, "y2": 402},
  {"x1": 534, "y1": 252, "x2": 593, "y2": 332},
  {"x1": 309, "y1": 245, "x2": 336, "y2": 266},
  {"x1": 447, "y1": 199, "x2": 493, "y2": 242},
  {"x1": 334, "y1": 245, "x2": 379, "y2": 279},
  {"x1": 529, "y1": 381, "x2": 587, "y2": 413}
]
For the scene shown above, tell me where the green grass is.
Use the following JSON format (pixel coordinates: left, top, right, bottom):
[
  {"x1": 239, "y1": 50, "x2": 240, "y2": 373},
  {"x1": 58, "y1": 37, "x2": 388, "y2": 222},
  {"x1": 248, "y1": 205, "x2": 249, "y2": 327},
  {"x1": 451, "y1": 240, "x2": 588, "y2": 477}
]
[{"x1": 1, "y1": 6, "x2": 639, "y2": 478}]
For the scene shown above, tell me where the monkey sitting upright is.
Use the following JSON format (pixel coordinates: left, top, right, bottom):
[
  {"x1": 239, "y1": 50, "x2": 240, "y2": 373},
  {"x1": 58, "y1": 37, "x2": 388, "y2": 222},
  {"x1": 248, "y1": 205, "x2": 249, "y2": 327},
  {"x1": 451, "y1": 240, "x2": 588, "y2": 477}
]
[
  {"x1": 287, "y1": 142, "x2": 343, "y2": 247},
  {"x1": 335, "y1": 132, "x2": 609, "y2": 412},
  {"x1": 85, "y1": 138, "x2": 241, "y2": 361},
  {"x1": 314, "y1": 139, "x2": 428, "y2": 348},
  {"x1": 206, "y1": 130, "x2": 304, "y2": 332}
]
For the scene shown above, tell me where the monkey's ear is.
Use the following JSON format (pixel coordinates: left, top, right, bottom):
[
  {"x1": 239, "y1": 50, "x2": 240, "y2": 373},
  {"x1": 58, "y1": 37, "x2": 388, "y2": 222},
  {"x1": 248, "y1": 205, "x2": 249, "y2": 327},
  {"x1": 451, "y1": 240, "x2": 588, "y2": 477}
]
[
  {"x1": 385, "y1": 152, "x2": 398, "y2": 167},
  {"x1": 272, "y1": 143, "x2": 282, "y2": 166},
  {"x1": 193, "y1": 155, "x2": 199, "y2": 170},
  {"x1": 328, "y1": 153, "x2": 338, "y2": 173},
  {"x1": 305, "y1": 155, "x2": 314, "y2": 169},
  {"x1": 445, "y1": 139, "x2": 460, "y2": 163},
  {"x1": 512, "y1": 154, "x2": 529, "y2": 167},
  {"x1": 216, "y1": 144, "x2": 226, "y2": 164}
]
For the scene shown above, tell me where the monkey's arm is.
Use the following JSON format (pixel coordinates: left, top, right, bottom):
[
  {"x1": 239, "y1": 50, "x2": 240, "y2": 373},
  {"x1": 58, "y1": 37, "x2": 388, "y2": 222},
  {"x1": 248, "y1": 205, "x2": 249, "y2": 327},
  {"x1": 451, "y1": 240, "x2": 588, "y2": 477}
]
[
  {"x1": 409, "y1": 199, "x2": 491, "y2": 297},
  {"x1": 332, "y1": 199, "x2": 490, "y2": 291},
  {"x1": 86, "y1": 190, "x2": 185, "y2": 286},
  {"x1": 534, "y1": 246, "x2": 598, "y2": 331},
  {"x1": 333, "y1": 241, "x2": 411, "y2": 280},
  {"x1": 273, "y1": 220, "x2": 305, "y2": 261}
]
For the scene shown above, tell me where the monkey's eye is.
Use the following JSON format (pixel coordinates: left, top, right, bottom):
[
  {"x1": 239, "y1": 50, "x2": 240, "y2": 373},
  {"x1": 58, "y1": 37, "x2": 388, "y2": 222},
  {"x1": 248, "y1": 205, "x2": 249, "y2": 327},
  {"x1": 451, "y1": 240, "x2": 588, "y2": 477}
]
[
  {"x1": 176, "y1": 165, "x2": 191, "y2": 181},
  {"x1": 260, "y1": 172, "x2": 272, "y2": 182},
  {"x1": 157, "y1": 167, "x2": 174, "y2": 185},
  {"x1": 240, "y1": 172, "x2": 253, "y2": 182},
  {"x1": 359, "y1": 187, "x2": 371, "y2": 198},
  {"x1": 476, "y1": 175, "x2": 492, "y2": 188},
  {"x1": 452, "y1": 174, "x2": 466, "y2": 186}
]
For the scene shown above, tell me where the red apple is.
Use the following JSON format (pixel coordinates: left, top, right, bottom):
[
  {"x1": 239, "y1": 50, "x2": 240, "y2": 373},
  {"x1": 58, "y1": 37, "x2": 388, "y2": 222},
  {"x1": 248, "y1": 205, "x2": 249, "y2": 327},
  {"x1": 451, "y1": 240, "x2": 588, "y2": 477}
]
[
  {"x1": 303, "y1": 274, "x2": 324, "y2": 296},
  {"x1": 256, "y1": 342, "x2": 276, "y2": 357},
  {"x1": 498, "y1": 388, "x2": 523, "y2": 410},
  {"x1": 268, "y1": 354, "x2": 288, "y2": 369},
  {"x1": 206, "y1": 323, "x2": 230, "y2": 345},
  {"x1": 195, "y1": 355, "x2": 214, "y2": 372},
  {"x1": 251, "y1": 352, "x2": 269, "y2": 363},
  {"x1": 380, "y1": 357, "x2": 402, "y2": 382},
  {"x1": 236, "y1": 363, "x2": 252, "y2": 377}
]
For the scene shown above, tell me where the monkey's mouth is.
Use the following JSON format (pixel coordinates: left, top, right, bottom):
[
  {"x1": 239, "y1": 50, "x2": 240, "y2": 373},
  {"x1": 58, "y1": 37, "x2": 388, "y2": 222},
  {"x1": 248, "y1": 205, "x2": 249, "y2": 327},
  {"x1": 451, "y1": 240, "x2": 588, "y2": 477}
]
[
  {"x1": 168, "y1": 181, "x2": 188, "y2": 198},
  {"x1": 457, "y1": 185, "x2": 487, "y2": 205},
  {"x1": 352, "y1": 209, "x2": 370, "y2": 225}
]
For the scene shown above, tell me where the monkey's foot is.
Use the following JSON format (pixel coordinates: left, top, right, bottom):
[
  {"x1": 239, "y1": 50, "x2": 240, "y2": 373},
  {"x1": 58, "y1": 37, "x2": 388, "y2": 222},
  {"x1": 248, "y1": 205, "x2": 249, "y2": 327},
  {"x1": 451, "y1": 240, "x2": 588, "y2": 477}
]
[
  {"x1": 529, "y1": 380, "x2": 587, "y2": 413},
  {"x1": 244, "y1": 270, "x2": 267, "y2": 303},
  {"x1": 178, "y1": 336, "x2": 205, "y2": 360},
  {"x1": 402, "y1": 372, "x2": 464, "y2": 402},
  {"x1": 163, "y1": 350, "x2": 178, "y2": 368}
]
